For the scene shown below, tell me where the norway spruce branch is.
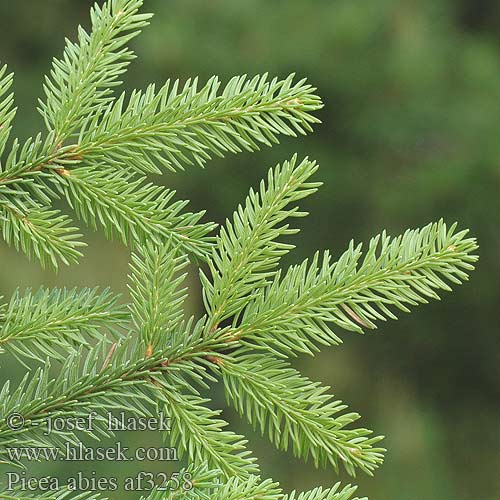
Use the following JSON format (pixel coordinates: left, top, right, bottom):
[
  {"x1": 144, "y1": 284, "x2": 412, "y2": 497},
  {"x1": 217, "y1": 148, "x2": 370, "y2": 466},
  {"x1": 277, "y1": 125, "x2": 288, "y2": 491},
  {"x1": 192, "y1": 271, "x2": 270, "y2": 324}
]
[
  {"x1": 54, "y1": 166, "x2": 215, "y2": 258},
  {"x1": 202, "y1": 155, "x2": 321, "y2": 330},
  {"x1": 220, "y1": 350, "x2": 385, "y2": 476},
  {"x1": 0, "y1": 287, "x2": 127, "y2": 362},
  {"x1": 140, "y1": 476, "x2": 364, "y2": 500},
  {"x1": 0, "y1": 320, "x2": 247, "y2": 470},
  {"x1": 39, "y1": 0, "x2": 151, "y2": 140},
  {"x1": 233, "y1": 220, "x2": 478, "y2": 356},
  {"x1": 0, "y1": 0, "x2": 322, "y2": 269},
  {"x1": 128, "y1": 241, "x2": 189, "y2": 354},
  {"x1": 140, "y1": 475, "x2": 282, "y2": 500},
  {"x1": 135, "y1": 465, "x2": 222, "y2": 500},
  {"x1": 0, "y1": 64, "x2": 16, "y2": 158},
  {"x1": 76, "y1": 74, "x2": 322, "y2": 174},
  {"x1": 0, "y1": 475, "x2": 363, "y2": 500},
  {"x1": 283, "y1": 484, "x2": 365, "y2": 500},
  {"x1": 0, "y1": 172, "x2": 478, "y2": 482},
  {"x1": 0, "y1": 339, "x2": 175, "y2": 455},
  {"x1": 157, "y1": 388, "x2": 258, "y2": 478},
  {"x1": 0, "y1": 476, "x2": 367, "y2": 500},
  {"x1": 0, "y1": 201, "x2": 84, "y2": 268},
  {"x1": 0, "y1": 0, "x2": 480, "y2": 497},
  {"x1": 0, "y1": 160, "x2": 478, "y2": 490}
]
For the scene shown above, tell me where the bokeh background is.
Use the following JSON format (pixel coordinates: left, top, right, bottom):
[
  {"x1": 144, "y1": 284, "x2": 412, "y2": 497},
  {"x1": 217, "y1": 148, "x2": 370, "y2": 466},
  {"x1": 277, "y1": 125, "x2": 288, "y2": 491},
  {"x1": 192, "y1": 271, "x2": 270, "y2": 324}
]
[{"x1": 0, "y1": 1, "x2": 499, "y2": 499}]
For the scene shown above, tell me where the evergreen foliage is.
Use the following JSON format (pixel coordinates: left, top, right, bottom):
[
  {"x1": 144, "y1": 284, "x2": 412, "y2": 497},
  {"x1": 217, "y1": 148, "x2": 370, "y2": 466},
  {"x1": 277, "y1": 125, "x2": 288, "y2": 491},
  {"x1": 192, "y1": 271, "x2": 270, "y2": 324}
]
[
  {"x1": 0, "y1": 0, "x2": 478, "y2": 498},
  {"x1": 0, "y1": 0, "x2": 320, "y2": 267}
]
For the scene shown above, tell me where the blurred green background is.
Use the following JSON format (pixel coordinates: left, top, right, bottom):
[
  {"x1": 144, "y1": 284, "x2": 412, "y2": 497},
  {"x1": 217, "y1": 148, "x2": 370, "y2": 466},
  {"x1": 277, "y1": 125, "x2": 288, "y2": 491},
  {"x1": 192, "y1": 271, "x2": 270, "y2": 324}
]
[{"x1": 0, "y1": 0, "x2": 499, "y2": 499}]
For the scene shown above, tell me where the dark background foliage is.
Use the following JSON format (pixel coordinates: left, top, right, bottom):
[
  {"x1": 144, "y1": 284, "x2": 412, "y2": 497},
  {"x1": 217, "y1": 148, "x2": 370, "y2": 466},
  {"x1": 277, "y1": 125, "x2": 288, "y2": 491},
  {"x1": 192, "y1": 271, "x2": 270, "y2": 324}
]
[{"x1": 0, "y1": 1, "x2": 498, "y2": 499}]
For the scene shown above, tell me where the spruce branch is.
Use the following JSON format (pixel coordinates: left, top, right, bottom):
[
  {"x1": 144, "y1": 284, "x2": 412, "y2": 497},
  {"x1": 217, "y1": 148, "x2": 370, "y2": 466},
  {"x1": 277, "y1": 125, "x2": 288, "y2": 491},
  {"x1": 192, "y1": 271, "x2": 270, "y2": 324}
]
[
  {"x1": 0, "y1": 190, "x2": 478, "y2": 494},
  {"x1": 220, "y1": 350, "x2": 385, "y2": 476},
  {"x1": 0, "y1": 0, "x2": 322, "y2": 269},
  {"x1": 144, "y1": 475, "x2": 363, "y2": 500},
  {"x1": 0, "y1": 339, "x2": 168, "y2": 456},
  {"x1": 143, "y1": 474, "x2": 282, "y2": 500},
  {"x1": 0, "y1": 202, "x2": 84, "y2": 269},
  {"x1": 39, "y1": 0, "x2": 151, "y2": 140},
  {"x1": 196, "y1": 475, "x2": 282, "y2": 500},
  {"x1": 0, "y1": 323, "x2": 232, "y2": 463},
  {"x1": 0, "y1": 478, "x2": 365, "y2": 500},
  {"x1": 0, "y1": 0, "x2": 480, "y2": 495},
  {"x1": 0, "y1": 287, "x2": 127, "y2": 362},
  {"x1": 76, "y1": 74, "x2": 323, "y2": 174},
  {"x1": 0, "y1": 215, "x2": 478, "y2": 490},
  {"x1": 158, "y1": 389, "x2": 258, "y2": 479},
  {"x1": 55, "y1": 166, "x2": 215, "y2": 258},
  {"x1": 202, "y1": 155, "x2": 321, "y2": 329},
  {"x1": 284, "y1": 484, "x2": 364, "y2": 500},
  {"x1": 0, "y1": 64, "x2": 16, "y2": 159},
  {"x1": 128, "y1": 242, "x2": 188, "y2": 354},
  {"x1": 138, "y1": 465, "x2": 222, "y2": 500},
  {"x1": 236, "y1": 220, "x2": 478, "y2": 356}
]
